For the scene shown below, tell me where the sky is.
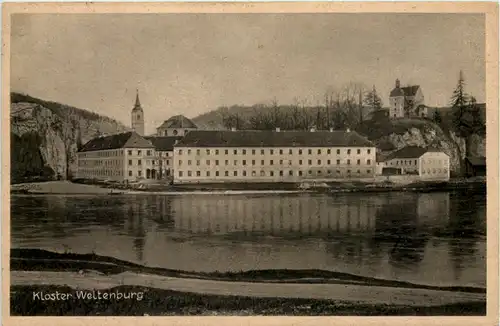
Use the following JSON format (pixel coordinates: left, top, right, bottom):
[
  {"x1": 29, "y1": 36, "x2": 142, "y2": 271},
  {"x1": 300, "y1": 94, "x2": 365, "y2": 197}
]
[{"x1": 11, "y1": 13, "x2": 485, "y2": 134}]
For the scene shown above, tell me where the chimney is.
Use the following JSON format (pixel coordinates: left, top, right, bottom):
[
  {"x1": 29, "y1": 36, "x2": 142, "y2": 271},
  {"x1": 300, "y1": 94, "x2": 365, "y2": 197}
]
[
  {"x1": 276, "y1": 127, "x2": 280, "y2": 132},
  {"x1": 310, "y1": 127, "x2": 316, "y2": 132},
  {"x1": 231, "y1": 127, "x2": 236, "y2": 131},
  {"x1": 329, "y1": 127, "x2": 334, "y2": 132}
]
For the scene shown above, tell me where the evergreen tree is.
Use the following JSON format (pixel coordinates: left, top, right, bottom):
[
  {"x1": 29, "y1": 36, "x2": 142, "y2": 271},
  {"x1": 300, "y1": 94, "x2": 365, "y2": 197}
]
[
  {"x1": 363, "y1": 85, "x2": 383, "y2": 111},
  {"x1": 432, "y1": 110, "x2": 442, "y2": 125}
]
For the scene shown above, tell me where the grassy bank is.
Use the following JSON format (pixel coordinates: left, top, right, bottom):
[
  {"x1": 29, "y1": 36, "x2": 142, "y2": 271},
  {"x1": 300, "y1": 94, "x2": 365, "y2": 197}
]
[
  {"x1": 10, "y1": 284, "x2": 486, "y2": 316},
  {"x1": 11, "y1": 249, "x2": 485, "y2": 294}
]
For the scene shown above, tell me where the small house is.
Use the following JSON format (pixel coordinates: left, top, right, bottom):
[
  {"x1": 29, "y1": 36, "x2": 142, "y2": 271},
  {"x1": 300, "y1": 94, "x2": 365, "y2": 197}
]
[{"x1": 464, "y1": 156, "x2": 486, "y2": 177}]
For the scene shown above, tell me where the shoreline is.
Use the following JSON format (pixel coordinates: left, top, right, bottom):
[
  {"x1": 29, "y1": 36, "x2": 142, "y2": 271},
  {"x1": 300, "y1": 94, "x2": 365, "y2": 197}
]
[{"x1": 10, "y1": 179, "x2": 486, "y2": 195}]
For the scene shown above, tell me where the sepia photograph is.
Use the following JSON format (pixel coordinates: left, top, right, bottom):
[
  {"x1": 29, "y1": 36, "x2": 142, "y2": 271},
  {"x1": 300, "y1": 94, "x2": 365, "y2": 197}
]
[{"x1": 2, "y1": 2, "x2": 498, "y2": 322}]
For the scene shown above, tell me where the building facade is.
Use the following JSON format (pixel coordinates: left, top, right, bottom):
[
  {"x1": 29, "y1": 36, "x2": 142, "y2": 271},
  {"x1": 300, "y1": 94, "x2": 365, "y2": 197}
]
[
  {"x1": 156, "y1": 115, "x2": 198, "y2": 137},
  {"x1": 172, "y1": 129, "x2": 376, "y2": 184},
  {"x1": 76, "y1": 131, "x2": 155, "y2": 182},
  {"x1": 389, "y1": 79, "x2": 426, "y2": 118},
  {"x1": 382, "y1": 146, "x2": 450, "y2": 181},
  {"x1": 145, "y1": 136, "x2": 183, "y2": 179}
]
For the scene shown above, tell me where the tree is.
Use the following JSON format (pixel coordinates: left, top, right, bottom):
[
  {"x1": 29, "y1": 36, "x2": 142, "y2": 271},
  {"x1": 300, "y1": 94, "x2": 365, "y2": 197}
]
[
  {"x1": 432, "y1": 110, "x2": 442, "y2": 125},
  {"x1": 451, "y1": 70, "x2": 469, "y2": 109},
  {"x1": 404, "y1": 98, "x2": 414, "y2": 118},
  {"x1": 363, "y1": 85, "x2": 383, "y2": 112}
]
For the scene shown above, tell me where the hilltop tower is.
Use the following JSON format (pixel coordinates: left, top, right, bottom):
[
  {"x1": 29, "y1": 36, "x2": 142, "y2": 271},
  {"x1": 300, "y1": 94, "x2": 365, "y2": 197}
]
[{"x1": 131, "y1": 89, "x2": 145, "y2": 136}]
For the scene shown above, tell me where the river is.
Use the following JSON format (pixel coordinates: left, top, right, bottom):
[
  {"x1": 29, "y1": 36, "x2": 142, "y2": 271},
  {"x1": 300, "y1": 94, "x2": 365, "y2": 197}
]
[{"x1": 10, "y1": 190, "x2": 486, "y2": 287}]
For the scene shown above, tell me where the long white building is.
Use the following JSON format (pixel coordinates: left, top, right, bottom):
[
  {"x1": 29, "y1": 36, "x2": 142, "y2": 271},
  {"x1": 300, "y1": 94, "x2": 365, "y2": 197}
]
[{"x1": 172, "y1": 128, "x2": 377, "y2": 184}]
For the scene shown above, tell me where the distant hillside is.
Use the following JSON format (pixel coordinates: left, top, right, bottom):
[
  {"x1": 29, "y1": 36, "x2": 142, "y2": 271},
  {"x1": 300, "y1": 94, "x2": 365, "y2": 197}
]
[{"x1": 10, "y1": 92, "x2": 129, "y2": 183}]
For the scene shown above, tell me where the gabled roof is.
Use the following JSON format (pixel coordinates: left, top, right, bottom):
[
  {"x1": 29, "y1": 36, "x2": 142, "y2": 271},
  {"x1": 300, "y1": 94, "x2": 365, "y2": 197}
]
[
  {"x1": 175, "y1": 130, "x2": 374, "y2": 148},
  {"x1": 78, "y1": 132, "x2": 154, "y2": 152},
  {"x1": 157, "y1": 115, "x2": 197, "y2": 130},
  {"x1": 389, "y1": 85, "x2": 420, "y2": 98},
  {"x1": 144, "y1": 136, "x2": 183, "y2": 151},
  {"x1": 466, "y1": 156, "x2": 486, "y2": 167},
  {"x1": 385, "y1": 146, "x2": 443, "y2": 160}
]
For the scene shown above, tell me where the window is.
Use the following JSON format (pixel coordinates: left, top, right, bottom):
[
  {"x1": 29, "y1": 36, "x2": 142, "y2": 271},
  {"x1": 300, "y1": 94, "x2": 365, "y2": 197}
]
[
  {"x1": 299, "y1": 149, "x2": 303, "y2": 155},
  {"x1": 234, "y1": 160, "x2": 238, "y2": 165},
  {"x1": 347, "y1": 169, "x2": 351, "y2": 174},
  {"x1": 216, "y1": 171, "x2": 220, "y2": 177},
  {"x1": 215, "y1": 149, "x2": 219, "y2": 155},
  {"x1": 147, "y1": 150, "x2": 152, "y2": 156},
  {"x1": 299, "y1": 171, "x2": 303, "y2": 176},
  {"x1": 138, "y1": 150, "x2": 142, "y2": 155},
  {"x1": 317, "y1": 170, "x2": 322, "y2": 175},
  {"x1": 129, "y1": 171, "x2": 132, "y2": 176},
  {"x1": 347, "y1": 159, "x2": 351, "y2": 165},
  {"x1": 252, "y1": 171, "x2": 256, "y2": 176},
  {"x1": 414, "y1": 159, "x2": 418, "y2": 165},
  {"x1": 187, "y1": 149, "x2": 191, "y2": 155},
  {"x1": 357, "y1": 170, "x2": 361, "y2": 174},
  {"x1": 327, "y1": 170, "x2": 331, "y2": 175},
  {"x1": 206, "y1": 149, "x2": 210, "y2": 155},
  {"x1": 357, "y1": 159, "x2": 360, "y2": 165},
  {"x1": 138, "y1": 171, "x2": 142, "y2": 176},
  {"x1": 178, "y1": 149, "x2": 183, "y2": 155},
  {"x1": 225, "y1": 160, "x2": 229, "y2": 165},
  {"x1": 308, "y1": 170, "x2": 312, "y2": 175},
  {"x1": 196, "y1": 149, "x2": 200, "y2": 155},
  {"x1": 318, "y1": 160, "x2": 321, "y2": 165},
  {"x1": 243, "y1": 171, "x2": 247, "y2": 176},
  {"x1": 188, "y1": 171, "x2": 192, "y2": 177},
  {"x1": 327, "y1": 160, "x2": 331, "y2": 165},
  {"x1": 205, "y1": 160, "x2": 210, "y2": 165},
  {"x1": 270, "y1": 160, "x2": 274, "y2": 165},
  {"x1": 289, "y1": 170, "x2": 293, "y2": 176},
  {"x1": 234, "y1": 149, "x2": 237, "y2": 155},
  {"x1": 260, "y1": 171, "x2": 265, "y2": 176},
  {"x1": 243, "y1": 149, "x2": 246, "y2": 155},
  {"x1": 337, "y1": 149, "x2": 340, "y2": 155},
  {"x1": 128, "y1": 160, "x2": 132, "y2": 166},
  {"x1": 270, "y1": 171, "x2": 274, "y2": 176},
  {"x1": 308, "y1": 159, "x2": 312, "y2": 165},
  {"x1": 138, "y1": 160, "x2": 142, "y2": 165},
  {"x1": 225, "y1": 149, "x2": 229, "y2": 155},
  {"x1": 225, "y1": 171, "x2": 229, "y2": 176},
  {"x1": 243, "y1": 160, "x2": 247, "y2": 165},
  {"x1": 357, "y1": 149, "x2": 361, "y2": 154},
  {"x1": 166, "y1": 160, "x2": 170, "y2": 165},
  {"x1": 289, "y1": 149, "x2": 293, "y2": 155},
  {"x1": 367, "y1": 159, "x2": 371, "y2": 165},
  {"x1": 336, "y1": 159, "x2": 340, "y2": 165},
  {"x1": 178, "y1": 160, "x2": 182, "y2": 166},
  {"x1": 252, "y1": 160, "x2": 255, "y2": 165},
  {"x1": 318, "y1": 149, "x2": 321, "y2": 155},
  {"x1": 234, "y1": 171, "x2": 238, "y2": 176},
  {"x1": 279, "y1": 171, "x2": 284, "y2": 176},
  {"x1": 261, "y1": 149, "x2": 265, "y2": 155},
  {"x1": 252, "y1": 149, "x2": 256, "y2": 155},
  {"x1": 196, "y1": 171, "x2": 201, "y2": 177},
  {"x1": 308, "y1": 149, "x2": 312, "y2": 155},
  {"x1": 188, "y1": 160, "x2": 192, "y2": 166},
  {"x1": 367, "y1": 169, "x2": 371, "y2": 174},
  {"x1": 215, "y1": 160, "x2": 219, "y2": 165},
  {"x1": 173, "y1": 129, "x2": 178, "y2": 136},
  {"x1": 347, "y1": 149, "x2": 351, "y2": 155},
  {"x1": 279, "y1": 149, "x2": 283, "y2": 155},
  {"x1": 270, "y1": 149, "x2": 274, "y2": 155},
  {"x1": 128, "y1": 150, "x2": 132, "y2": 155},
  {"x1": 261, "y1": 160, "x2": 264, "y2": 165},
  {"x1": 299, "y1": 160, "x2": 303, "y2": 165},
  {"x1": 279, "y1": 159, "x2": 283, "y2": 165}
]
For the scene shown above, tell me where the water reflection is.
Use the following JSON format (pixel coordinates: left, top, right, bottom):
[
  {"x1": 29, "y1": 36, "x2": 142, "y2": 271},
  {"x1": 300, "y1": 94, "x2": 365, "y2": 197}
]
[{"x1": 10, "y1": 190, "x2": 486, "y2": 287}]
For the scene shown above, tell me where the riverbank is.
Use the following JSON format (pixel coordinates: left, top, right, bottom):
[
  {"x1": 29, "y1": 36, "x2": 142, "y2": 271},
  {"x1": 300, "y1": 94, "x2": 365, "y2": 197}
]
[
  {"x1": 10, "y1": 178, "x2": 486, "y2": 195},
  {"x1": 10, "y1": 248, "x2": 486, "y2": 316},
  {"x1": 11, "y1": 284, "x2": 485, "y2": 316}
]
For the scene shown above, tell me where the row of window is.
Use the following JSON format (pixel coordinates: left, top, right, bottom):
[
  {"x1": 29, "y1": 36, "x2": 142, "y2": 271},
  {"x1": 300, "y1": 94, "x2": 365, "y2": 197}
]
[
  {"x1": 127, "y1": 150, "x2": 154, "y2": 156},
  {"x1": 127, "y1": 159, "x2": 170, "y2": 166},
  {"x1": 388, "y1": 159, "x2": 448, "y2": 166},
  {"x1": 78, "y1": 159, "x2": 122, "y2": 167},
  {"x1": 422, "y1": 168, "x2": 448, "y2": 174},
  {"x1": 178, "y1": 148, "x2": 372, "y2": 156},
  {"x1": 79, "y1": 150, "x2": 124, "y2": 158},
  {"x1": 178, "y1": 158, "x2": 373, "y2": 167},
  {"x1": 79, "y1": 170, "x2": 123, "y2": 177},
  {"x1": 178, "y1": 169, "x2": 373, "y2": 178}
]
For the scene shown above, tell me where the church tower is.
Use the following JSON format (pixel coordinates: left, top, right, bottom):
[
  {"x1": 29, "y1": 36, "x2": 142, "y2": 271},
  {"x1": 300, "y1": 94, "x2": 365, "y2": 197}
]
[{"x1": 131, "y1": 89, "x2": 145, "y2": 136}]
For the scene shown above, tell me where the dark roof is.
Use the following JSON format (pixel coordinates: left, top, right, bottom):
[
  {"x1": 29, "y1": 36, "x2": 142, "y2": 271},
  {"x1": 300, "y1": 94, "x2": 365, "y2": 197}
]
[
  {"x1": 466, "y1": 156, "x2": 486, "y2": 167},
  {"x1": 78, "y1": 132, "x2": 154, "y2": 152},
  {"x1": 389, "y1": 85, "x2": 420, "y2": 98},
  {"x1": 175, "y1": 130, "x2": 374, "y2": 148},
  {"x1": 385, "y1": 146, "x2": 443, "y2": 160},
  {"x1": 157, "y1": 115, "x2": 197, "y2": 130},
  {"x1": 144, "y1": 136, "x2": 183, "y2": 151}
]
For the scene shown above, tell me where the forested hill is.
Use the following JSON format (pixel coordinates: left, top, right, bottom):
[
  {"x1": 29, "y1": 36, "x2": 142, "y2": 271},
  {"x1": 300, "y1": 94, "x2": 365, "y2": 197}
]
[{"x1": 10, "y1": 92, "x2": 129, "y2": 183}]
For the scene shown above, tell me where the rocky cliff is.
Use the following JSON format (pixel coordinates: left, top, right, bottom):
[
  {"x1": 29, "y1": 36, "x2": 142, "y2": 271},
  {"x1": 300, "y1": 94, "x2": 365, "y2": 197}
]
[
  {"x1": 356, "y1": 117, "x2": 485, "y2": 174},
  {"x1": 10, "y1": 93, "x2": 129, "y2": 183}
]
